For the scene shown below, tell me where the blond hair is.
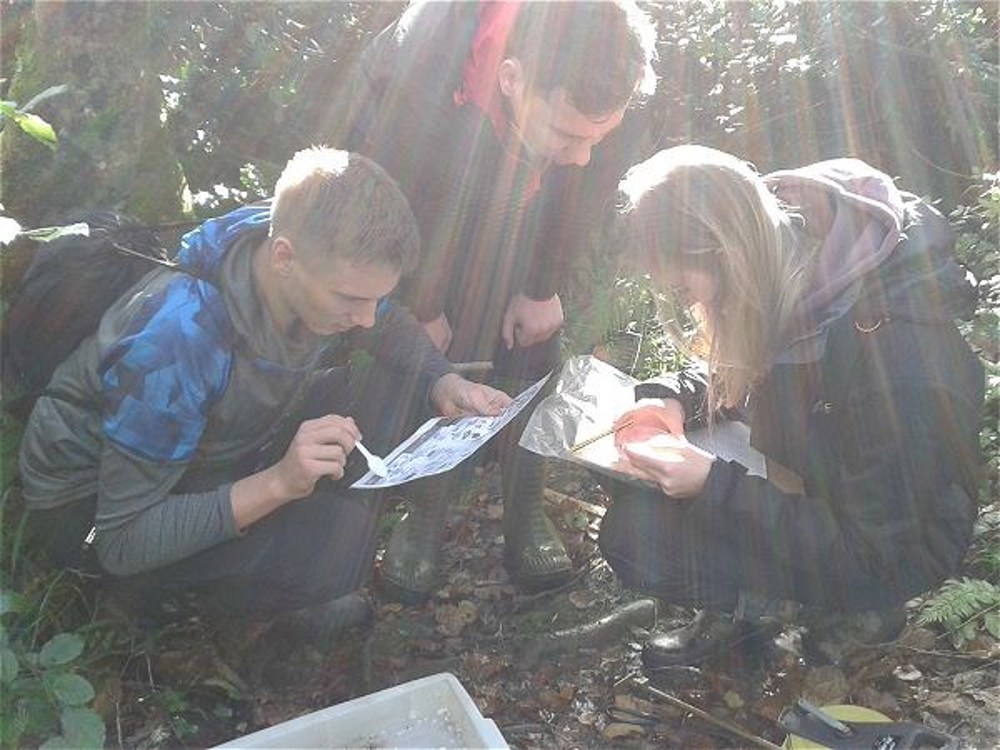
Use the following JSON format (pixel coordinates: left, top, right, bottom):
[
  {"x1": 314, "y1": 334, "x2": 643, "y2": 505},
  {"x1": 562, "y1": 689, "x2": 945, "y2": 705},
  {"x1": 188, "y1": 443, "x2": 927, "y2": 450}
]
[
  {"x1": 271, "y1": 147, "x2": 419, "y2": 274},
  {"x1": 618, "y1": 145, "x2": 810, "y2": 410}
]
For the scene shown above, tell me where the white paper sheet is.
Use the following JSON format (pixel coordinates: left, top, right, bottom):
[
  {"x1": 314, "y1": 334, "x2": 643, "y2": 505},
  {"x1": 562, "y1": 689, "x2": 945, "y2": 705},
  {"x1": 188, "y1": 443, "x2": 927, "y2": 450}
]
[{"x1": 351, "y1": 374, "x2": 550, "y2": 489}]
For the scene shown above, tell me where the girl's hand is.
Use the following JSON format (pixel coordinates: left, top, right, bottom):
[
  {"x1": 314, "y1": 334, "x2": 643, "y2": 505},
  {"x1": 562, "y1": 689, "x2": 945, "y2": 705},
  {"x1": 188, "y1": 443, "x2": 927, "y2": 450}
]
[
  {"x1": 613, "y1": 399, "x2": 686, "y2": 447},
  {"x1": 619, "y1": 433, "x2": 715, "y2": 499}
]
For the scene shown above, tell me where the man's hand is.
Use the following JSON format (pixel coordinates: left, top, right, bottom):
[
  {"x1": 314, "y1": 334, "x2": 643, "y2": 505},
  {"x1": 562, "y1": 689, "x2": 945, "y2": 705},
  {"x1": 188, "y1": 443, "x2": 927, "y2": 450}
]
[
  {"x1": 613, "y1": 398, "x2": 686, "y2": 448},
  {"x1": 431, "y1": 372, "x2": 512, "y2": 418},
  {"x1": 501, "y1": 293, "x2": 563, "y2": 350},
  {"x1": 620, "y1": 434, "x2": 714, "y2": 499},
  {"x1": 422, "y1": 313, "x2": 453, "y2": 353},
  {"x1": 273, "y1": 414, "x2": 361, "y2": 498}
]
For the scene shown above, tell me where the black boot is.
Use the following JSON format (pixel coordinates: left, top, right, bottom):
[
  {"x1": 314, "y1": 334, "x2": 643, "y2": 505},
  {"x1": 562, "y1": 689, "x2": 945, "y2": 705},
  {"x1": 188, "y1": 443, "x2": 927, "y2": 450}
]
[
  {"x1": 500, "y1": 442, "x2": 574, "y2": 593},
  {"x1": 377, "y1": 476, "x2": 454, "y2": 605},
  {"x1": 641, "y1": 594, "x2": 797, "y2": 672},
  {"x1": 642, "y1": 611, "x2": 768, "y2": 670}
]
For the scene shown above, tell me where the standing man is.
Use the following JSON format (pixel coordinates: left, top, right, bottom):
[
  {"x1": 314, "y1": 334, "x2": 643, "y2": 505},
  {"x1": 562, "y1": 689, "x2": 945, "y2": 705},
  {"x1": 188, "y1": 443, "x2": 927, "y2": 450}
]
[
  {"x1": 324, "y1": 1, "x2": 657, "y2": 602},
  {"x1": 19, "y1": 147, "x2": 510, "y2": 635}
]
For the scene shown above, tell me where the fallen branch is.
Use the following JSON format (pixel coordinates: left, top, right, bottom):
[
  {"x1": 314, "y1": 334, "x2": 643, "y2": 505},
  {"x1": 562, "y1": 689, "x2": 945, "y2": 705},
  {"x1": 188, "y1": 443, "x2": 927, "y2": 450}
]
[
  {"x1": 452, "y1": 360, "x2": 493, "y2": 378},
  {"x1": 632, "y1": 679, "x2": 784, "y2": 750},
  {"x1": 518, "y1": 598, "x2": 656, "y2": 668}
]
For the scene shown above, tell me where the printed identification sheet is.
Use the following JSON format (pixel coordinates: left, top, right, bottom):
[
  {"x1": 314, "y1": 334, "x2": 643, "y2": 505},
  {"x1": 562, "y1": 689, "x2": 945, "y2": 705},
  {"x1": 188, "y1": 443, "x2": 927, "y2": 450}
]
[{"x1": 351, "y1": 374, "x2": 550, "y2": 489}]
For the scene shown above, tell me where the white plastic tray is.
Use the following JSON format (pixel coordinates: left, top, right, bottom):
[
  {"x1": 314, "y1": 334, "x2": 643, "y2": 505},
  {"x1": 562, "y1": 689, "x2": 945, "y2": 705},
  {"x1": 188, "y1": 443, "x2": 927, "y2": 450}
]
[{"x1": 214, "y1": 672, "x2": 509, "y2": 749}]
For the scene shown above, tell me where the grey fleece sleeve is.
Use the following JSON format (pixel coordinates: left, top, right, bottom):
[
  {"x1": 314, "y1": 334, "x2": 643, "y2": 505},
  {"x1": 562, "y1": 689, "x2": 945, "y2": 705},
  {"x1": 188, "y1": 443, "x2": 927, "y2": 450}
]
[
  {"x1": 354, "y1": 299, "x2": 456, "y2": 402},
  {"x1": 94, "y1": 443, "x2": 239, "y2": 576}
]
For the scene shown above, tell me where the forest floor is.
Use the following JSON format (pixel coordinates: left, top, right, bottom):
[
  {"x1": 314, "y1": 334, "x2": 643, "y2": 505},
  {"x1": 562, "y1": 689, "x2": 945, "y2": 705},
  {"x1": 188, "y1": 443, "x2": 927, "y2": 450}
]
[{"x1": 104, "y1": 458, "x2": 1000, "y2": 750}]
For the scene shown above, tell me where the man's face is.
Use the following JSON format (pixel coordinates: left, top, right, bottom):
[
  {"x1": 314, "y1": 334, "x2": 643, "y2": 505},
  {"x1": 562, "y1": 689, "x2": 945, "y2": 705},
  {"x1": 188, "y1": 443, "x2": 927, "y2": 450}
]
[
  {"x1": 509, "y1": 86, "x2": 625, "y2": 168},
  {"x1": 287, "y1": 253, "x2": 401, "y2": 337}
]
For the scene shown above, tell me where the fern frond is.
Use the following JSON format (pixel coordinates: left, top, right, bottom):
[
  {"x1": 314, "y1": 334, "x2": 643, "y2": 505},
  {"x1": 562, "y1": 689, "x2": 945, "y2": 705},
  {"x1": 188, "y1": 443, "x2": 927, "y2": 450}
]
[{"x1": 917, "y1": 577, "x2": 1000, "y2": 631}]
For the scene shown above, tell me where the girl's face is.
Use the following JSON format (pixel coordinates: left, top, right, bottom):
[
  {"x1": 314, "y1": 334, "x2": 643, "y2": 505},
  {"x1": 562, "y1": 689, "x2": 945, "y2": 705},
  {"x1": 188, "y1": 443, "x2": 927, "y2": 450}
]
[
  {"x1": 653, "y1": 260, "x2": 719, "y2": 310},
  {"x1": 676, "y1": 267, "x2": 718, "y2": 308}
]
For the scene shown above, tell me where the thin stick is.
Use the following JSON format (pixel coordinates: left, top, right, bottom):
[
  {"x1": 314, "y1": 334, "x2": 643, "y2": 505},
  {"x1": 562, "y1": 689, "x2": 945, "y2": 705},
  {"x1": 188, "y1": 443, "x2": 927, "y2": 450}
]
[
  {"x1": 570, "y1": 418, "x2": 633, "y2": 452},
  {"x1": 632, "y1": 680, "x2": 784, "y2": 750}
]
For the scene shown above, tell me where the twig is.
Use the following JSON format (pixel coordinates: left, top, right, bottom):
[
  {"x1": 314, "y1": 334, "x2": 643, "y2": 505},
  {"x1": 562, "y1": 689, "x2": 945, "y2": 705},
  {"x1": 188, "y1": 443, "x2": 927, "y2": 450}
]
[
  {"x1": 632, "y1": 678, "x2": 784, "y2": 750},
  {"x1": 896, "y1": 645, "x2": 998, "y2": 662},
  {"x1": 543, "y1": 487, "x2": 606, "y2": 518},
  {"x1": 452, "y1": 360, "x2": 493, "y2": 376}
]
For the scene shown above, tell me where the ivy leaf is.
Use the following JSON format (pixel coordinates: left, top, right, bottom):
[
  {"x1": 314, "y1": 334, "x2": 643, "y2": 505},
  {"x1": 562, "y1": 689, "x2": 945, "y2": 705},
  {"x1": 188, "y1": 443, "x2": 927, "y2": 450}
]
[
  {"x1": 12, "y1": 111, "x2": 57, "y2": 148},
  {"x1": 0, "y1": 647, "x2": 19, "y2": 684},
  {"x1": 0, "y1": 588, "x2": 25, "y2": 622},
  {"x1": 39, "y1": 633, "x2": 84, "y2": 667},
  {"x1": 59, "y1": 706, "x2": 106, "y2": 749},
  {"x1": 50, "y1": 673, "x2": 95, "y2": 706}
]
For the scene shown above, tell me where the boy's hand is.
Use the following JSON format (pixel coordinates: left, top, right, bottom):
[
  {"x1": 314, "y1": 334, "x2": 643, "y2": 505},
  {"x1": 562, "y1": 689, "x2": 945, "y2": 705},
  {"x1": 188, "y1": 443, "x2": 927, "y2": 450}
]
[
  {"x1": 501, "y1": 293, "x2": 563, "y2": 349},
  {"x1": 431, "y1": 373, "x2": 512, "y2": 417},
  {"x1": 274, "y1": 414, "x2": 361, "y2": 497}
]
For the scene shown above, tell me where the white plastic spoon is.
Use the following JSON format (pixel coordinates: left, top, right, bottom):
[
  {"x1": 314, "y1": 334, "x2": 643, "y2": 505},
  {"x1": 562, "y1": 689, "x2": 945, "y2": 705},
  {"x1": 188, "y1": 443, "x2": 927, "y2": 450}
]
[{"x1": 355, "y1": 440, "x2": 388, "y2": 478}]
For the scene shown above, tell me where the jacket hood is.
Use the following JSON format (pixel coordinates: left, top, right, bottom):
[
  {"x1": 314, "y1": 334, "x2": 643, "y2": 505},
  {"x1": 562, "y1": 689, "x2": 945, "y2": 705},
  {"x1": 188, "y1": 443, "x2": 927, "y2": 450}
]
[
  {"x1": 765, "y1": 159, "x2": 972, "y2": 363},
  {"x1": 768, "y1": 158, "x2": 905, "y2": 315},
  {"x1": 176, "y1": 203, "x2": 271, "y2": 279}
]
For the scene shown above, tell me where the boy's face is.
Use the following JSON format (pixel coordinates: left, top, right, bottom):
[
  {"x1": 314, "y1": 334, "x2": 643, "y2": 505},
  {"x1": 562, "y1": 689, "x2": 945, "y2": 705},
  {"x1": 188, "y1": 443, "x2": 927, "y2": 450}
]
[
  {"x1": 508, "y1": 85, "x2": 625, "y2": 168},
  {"x1": 287, "y1": 252, "x2": 400, "y2": 336}
]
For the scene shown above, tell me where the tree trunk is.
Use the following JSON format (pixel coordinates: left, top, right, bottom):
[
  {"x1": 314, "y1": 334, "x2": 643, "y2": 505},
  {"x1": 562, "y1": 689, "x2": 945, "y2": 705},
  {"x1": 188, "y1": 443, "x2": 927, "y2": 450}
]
[{"x1": 1, "y1": 1, "x2": 185, "y2": 227}]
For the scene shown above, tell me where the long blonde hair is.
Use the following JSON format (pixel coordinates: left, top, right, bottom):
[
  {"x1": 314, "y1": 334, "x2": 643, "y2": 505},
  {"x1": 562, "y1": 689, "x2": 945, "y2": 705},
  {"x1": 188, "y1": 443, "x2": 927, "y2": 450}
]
[{"x1": 618, "y1": 145, "x2": 809, "y2": 410}]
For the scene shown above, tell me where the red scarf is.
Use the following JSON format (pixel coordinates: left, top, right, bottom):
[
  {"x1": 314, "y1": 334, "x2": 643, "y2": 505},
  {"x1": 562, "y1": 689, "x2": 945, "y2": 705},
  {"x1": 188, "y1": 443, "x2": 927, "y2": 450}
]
[
  {"x1": 454, "y1": 1, "x2": 542, "y2": 197},
  {"x1": 454, "y1": 1, "x2": 522, "y2": 137}
]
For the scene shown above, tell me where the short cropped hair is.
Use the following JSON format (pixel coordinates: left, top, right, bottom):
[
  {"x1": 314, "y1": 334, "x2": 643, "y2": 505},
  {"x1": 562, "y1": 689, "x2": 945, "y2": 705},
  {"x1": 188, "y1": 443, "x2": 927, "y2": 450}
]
[
  {"x1": 506, "y1": 0, "x2": 657, "y2": 117},
  {"x1": 270, "y1": 147, "x2": 420, "y2": 274}
]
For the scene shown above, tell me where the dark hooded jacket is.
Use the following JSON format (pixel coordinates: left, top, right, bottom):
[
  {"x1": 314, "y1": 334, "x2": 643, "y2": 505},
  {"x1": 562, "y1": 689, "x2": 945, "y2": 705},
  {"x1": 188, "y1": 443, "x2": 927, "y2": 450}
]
[
  {"x1": 633, "y1": 159, "x2": 984, "y2": 611},
  {"x1": 331, "y1": 1, "x2": 648, "y2": 359}
]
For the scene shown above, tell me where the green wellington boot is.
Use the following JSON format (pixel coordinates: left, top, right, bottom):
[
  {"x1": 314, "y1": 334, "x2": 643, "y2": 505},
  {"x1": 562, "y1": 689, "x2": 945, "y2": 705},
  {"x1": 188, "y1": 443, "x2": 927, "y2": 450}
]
[
  {"x1": 378, "y1": 475, "x2": 454, "y2": 605},
  {"x1": 500, "y1": 442, "x2": 574, "y2": 592}
]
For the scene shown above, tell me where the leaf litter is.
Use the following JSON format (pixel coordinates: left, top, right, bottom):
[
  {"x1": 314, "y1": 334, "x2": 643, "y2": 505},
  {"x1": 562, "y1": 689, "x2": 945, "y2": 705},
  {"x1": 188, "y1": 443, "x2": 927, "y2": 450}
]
[{"x1": 105, "y1": 460, "x2": 999, "y2": 749}]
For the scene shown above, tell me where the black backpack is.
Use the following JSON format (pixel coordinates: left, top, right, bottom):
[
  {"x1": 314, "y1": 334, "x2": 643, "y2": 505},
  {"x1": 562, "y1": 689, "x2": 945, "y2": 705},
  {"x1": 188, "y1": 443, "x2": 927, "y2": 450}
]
[{"x1": 1, "y1": 212, "x2": 188, "y2": 421}]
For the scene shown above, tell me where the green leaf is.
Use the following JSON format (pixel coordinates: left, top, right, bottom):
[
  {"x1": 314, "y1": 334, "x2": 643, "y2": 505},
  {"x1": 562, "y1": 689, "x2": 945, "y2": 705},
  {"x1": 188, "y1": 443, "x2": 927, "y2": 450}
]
[
  {"x1": 59, "y1": 706, "x2": 106, "y2": 749},
  {"x1": 0, "y1": 647, "x2": 19, "y2": 684},
  {"x1": 21, "y1": 222, "x2": 91, "y2": 242},
  {"x1": 21, "y1": 84, "x2": 69, "y2": 111},
  {"x1": 0, "y1": 101, "x2": 16, "y2": 118},
  {"x1": 12, "y1": 111, "x2": 57, "y2": 147},
  {"x1": 39, "y1": 633, "x2": 84, "y2": 667},
  {"x1": 50, "y1": 673, "x2": 95, "y2": 706},
  {"x1": 953, "y1": 620, "x2": 979, "y2": 649},
  {"x1": 984, "y1": 610, "x2": 1000, "y2": 640},
  {"x1": 0, "y1": 588, "x2": 21, "y2": 616}
]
